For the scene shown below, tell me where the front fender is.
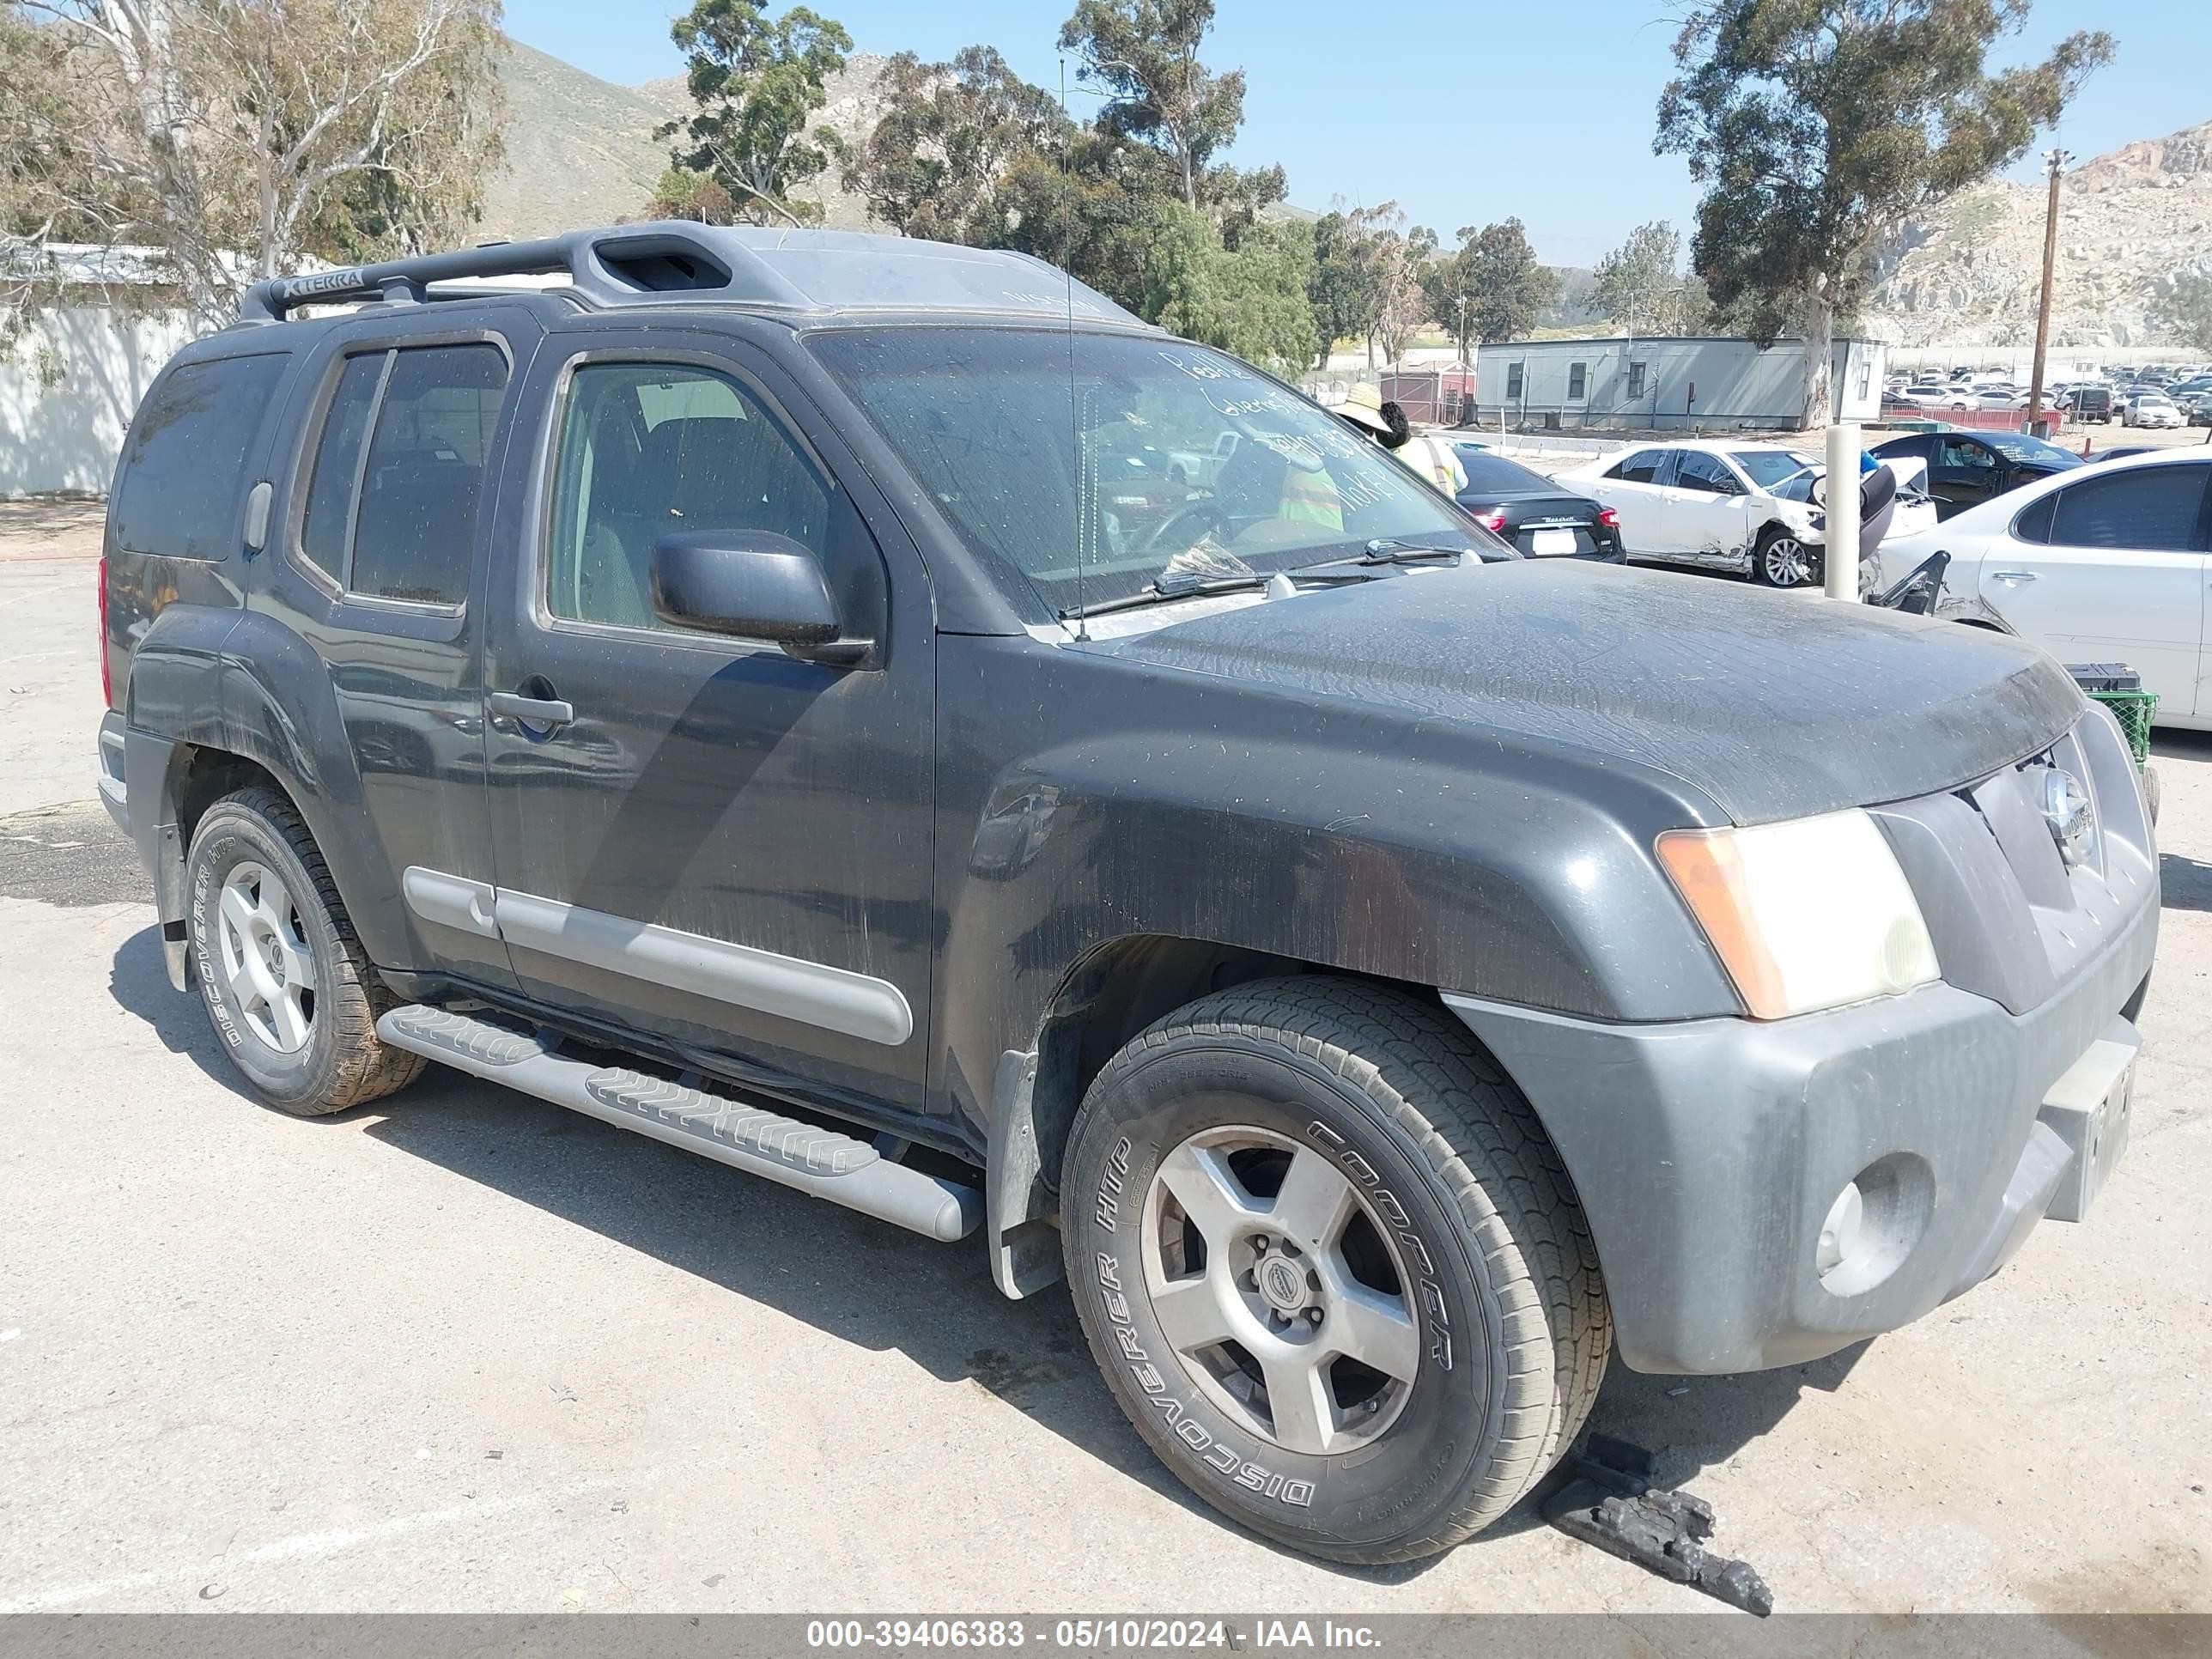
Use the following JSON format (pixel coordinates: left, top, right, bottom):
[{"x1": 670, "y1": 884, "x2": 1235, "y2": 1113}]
[{"x1": 930, "y1": 635, "x2": 1741, "y2": 1147}]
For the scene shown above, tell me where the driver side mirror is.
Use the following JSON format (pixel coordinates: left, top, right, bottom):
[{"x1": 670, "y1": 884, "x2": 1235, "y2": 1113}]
[{"x1": 650, "y1": 531, "x2": 874, "y2": 665}]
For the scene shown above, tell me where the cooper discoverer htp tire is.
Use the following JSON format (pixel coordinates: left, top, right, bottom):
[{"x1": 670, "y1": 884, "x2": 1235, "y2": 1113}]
[{"x1": 1061, "y1": 976, "x2": 1610, "y2": 1564}]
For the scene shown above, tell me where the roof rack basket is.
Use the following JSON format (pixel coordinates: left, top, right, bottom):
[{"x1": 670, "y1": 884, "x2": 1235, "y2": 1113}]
[{"x1": 236, "y1": 222, "x2": 804, "y2": 323}]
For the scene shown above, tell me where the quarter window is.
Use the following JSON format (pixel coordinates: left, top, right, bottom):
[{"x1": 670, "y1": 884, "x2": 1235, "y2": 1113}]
[
  {"x1": 112, "y1": 354, "x2": 287, "y2": 562},
  {"x1": 2039, "y1": 465, "x2": 2209, "y2": 552},
  {"x1": 294, "y1": 341, "x2": 509, "y2": 606},
  {"x1": 545, "y1": 362, "x2": 830, "y2": 634}
]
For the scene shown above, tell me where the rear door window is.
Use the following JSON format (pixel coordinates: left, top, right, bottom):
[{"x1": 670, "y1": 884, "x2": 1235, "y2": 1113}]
[
  {"x1": 1609, "y1": 448, "x2": 1668, "y2": 485},
  {"x1": 112, "y1": 354, "x2": 287, "y2": 561},
  {"x1": 2041, "y1": 465, "x2": 2210, "y2": 551},
  {"x1": 294, "y1": 341, "x2": 510, "y2": 605}
]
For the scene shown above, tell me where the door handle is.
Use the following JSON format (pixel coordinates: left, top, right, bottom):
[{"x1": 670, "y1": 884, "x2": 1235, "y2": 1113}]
[
  {"x1": 1990, "y1": 570, "x2": 2039, "y2": 584},
  {"x1": 489, "y1": 690, "x2": 574, "y2": 728}
]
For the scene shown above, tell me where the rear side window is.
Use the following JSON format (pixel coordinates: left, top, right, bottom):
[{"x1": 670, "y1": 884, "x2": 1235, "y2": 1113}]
[
  {"x1": 1609, "y1": 448, "x2": 1667, "y2": 485},
  {"x1": 112, "y1": 355, "x2": 286, "y2": 561},
  {"x1": 294, "y1": 342, "x2": 510, "y2": 605},
  {"x1": 2039, "y1": 465, "x2": 2209, "y2": 552}
]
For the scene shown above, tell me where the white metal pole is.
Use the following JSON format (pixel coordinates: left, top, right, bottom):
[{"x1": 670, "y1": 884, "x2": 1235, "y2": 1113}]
[{"x1": 1823, "y1": 422, "x2": 1860, "y2": 601}]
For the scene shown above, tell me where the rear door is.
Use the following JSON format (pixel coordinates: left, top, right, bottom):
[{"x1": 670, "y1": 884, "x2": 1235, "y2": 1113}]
[
  {"x1": 259, "y1": 312, "x2": 541, "y2": 990},
  {"x1": 477, "y1": 322, "x2": 939, "y2": 1114},
  {"x1": 1975, "y1": 462, "x2": 2210, "y2": 719},
  {"x1": 1593, "y1": 447, "x2": 1674, "y2": 558}
]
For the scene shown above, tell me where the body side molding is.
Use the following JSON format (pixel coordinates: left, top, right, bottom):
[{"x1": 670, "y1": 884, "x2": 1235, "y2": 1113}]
[{"x1": 400, "y1": 866, "x2": 915, "y2": 1046}]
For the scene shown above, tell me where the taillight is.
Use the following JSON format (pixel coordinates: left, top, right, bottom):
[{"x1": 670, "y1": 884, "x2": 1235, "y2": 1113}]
[
  {"x1": 1598, "y1": 507, "x2": 1621, "y2": 530},
  {"x1": 97, "y1": 555, "x2": 113, "y2": 708},
  {"x1": 1479, "y1": 508, "x2": 1509, "y2": 535}
]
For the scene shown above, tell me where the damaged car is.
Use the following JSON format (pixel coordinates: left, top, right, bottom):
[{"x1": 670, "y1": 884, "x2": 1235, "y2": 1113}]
[{"x1": 1561, "y1": 439, "x2": 1936, "y2": 589}]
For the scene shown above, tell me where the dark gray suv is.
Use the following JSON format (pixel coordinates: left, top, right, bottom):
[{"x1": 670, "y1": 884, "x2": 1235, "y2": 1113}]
[{"x1": 96, "y1": 224, "x2": 2158, "y2": 1565}]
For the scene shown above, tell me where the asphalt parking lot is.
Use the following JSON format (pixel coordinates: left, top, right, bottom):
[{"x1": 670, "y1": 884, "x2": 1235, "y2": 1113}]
[{"x1": 2, "y1": 512, "x2": 2209, "y2": 1615}]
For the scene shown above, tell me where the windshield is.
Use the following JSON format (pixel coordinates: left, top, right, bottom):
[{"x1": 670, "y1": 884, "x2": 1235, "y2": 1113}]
[
  {"x1": 1729, "y1": 448, "x2": 1818, "y2": 490},
  {"x1": 809, "y1": 328, "x2": 1485, "y2": 617},
  {"x1": 1988, "y1": 433, "x2": 2084, "y2": 467}
]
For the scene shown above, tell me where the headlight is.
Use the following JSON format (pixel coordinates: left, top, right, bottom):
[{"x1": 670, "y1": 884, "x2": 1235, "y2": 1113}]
[{"x1": 1657, "y1": 810, "x2": 1939, "y2": 1020}]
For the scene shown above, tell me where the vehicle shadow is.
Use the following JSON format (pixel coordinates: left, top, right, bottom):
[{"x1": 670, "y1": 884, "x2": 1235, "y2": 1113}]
[
  {"x1": 2161, "y1": 853, "x2": 2212, "y2": 915},
  {"x1": 106, "y1": 920, "x2": 1858, "y2": 1583}
]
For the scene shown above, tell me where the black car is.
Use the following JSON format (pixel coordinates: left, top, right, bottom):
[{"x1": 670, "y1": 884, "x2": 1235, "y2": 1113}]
[
  {"x1": 1869, "y1": 428, "x2": 2083, "y2": 520},
  {"x1": 2066, "y1": 385, "x2": 2114, "y2": 423},
  {"x1": 1448, "y1": 444, "x2": 1625, "y2": 561},
  {"x1": 97, "y1": 223, "x2": 2158, "y2": 1567}
]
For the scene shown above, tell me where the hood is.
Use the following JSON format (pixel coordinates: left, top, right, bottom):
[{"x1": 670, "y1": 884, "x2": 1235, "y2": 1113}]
[{"x1": 1077, "y1": 562, "x2": 2085, "y2": 825}]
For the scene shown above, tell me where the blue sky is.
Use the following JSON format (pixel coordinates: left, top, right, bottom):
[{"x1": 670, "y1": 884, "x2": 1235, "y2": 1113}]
[{"x1": 502, "y1": 0, "x2": 2211, "y2": 268}]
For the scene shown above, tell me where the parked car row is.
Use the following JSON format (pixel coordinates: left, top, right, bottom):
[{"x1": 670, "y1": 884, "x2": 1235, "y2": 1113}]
[{"x1": 1437, "y1": 434, "x2": 2209, "y2": 734}]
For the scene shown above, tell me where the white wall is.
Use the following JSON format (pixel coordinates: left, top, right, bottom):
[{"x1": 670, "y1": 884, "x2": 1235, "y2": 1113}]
[
  {"x1": 2, "y1": 306, "x2": 201, "y2": 497},
  {"x1": 1471, "y1": 337, "x2": 1887, "y2": 431}
]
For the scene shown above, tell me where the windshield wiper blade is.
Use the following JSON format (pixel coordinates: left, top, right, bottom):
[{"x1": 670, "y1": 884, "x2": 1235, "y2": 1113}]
[
  {"x1": 1295, "y1": 538, "x2": 1467, "y2": 573},
  {"x1": 1360, "y1": 538, "x2": 1466, "y2": 562},
  {"x1": 1057, "y1": 574, "x2": 1270, "y2": 623}
]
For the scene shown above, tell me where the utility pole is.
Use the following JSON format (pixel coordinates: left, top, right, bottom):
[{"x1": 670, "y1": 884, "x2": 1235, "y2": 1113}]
[{"x1": 2027, "y1": 148, "x2": 2070, "y2": 433}]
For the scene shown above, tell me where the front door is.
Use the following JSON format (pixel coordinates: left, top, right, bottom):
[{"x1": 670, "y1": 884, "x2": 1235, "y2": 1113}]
[
  {"x1": 1659, "y1": 450, "x2": 1752, "y2": 565},
  {"x1": 1975, "y1": 461, "x2": 2210, "y2": 720},
  {"x1": 1929, "y1": 435, "x2": 2008, "y2": 519},
  {"x1": 480, "y1": 326, "x2": 938, "y2": 1113}
]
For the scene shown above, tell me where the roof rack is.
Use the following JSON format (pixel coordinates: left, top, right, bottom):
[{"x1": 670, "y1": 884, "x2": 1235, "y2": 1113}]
[
  {"x1": 236, "y1": 222, "x2": 1147, "y2": 329},
  {"x1": 237, "y1": 223, "x2": 805, "y2": 323}
]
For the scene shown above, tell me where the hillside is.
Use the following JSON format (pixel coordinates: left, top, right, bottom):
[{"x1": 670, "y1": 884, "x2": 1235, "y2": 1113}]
[
  {"x1": 477, "y1": 42, "x2": 673, "y2": 242},
  {"x1": 1867, "y1": 118, "x2": 2212, "y2": 347},
  {"x1": 480, "y1": 44, "x2": 894, "y2": 240}
]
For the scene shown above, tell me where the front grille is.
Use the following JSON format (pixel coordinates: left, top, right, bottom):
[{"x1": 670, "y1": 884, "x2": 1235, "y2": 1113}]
[{"x1": 1873, "y1": 714, "x2": 2154, "y2": 1016}]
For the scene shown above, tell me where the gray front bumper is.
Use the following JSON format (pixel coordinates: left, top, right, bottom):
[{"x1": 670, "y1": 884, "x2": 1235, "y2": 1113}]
[{"x1": 1445, "y1": 881, "x2": 2158, "y2": 1375}]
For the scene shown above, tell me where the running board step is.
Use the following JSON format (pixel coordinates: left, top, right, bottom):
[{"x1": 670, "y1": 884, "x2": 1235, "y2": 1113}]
[{"x1": 376, "y1": 1005, "x2": 979, "y2": 1243}]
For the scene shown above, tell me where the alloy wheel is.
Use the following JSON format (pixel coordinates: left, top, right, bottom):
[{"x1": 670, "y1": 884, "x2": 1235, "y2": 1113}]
[
  {"x1": 1140, "y1": 1125, "x2": 1420, "y2": 1455},
  {"x1": 1764, "y1": 536, "x2": 1813, "y2": 586},
  {"x1": 216, "y1": 860, "x2": 318, "y2": 1054}
]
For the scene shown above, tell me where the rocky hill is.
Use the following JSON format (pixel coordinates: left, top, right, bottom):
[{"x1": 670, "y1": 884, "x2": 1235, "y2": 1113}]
[
  {"x1": 478, "y1": 42, "x2": 892, "y2": 241},
  {"x1": 1867, "y1": 118, "x2": 2212, "y2": 347}
]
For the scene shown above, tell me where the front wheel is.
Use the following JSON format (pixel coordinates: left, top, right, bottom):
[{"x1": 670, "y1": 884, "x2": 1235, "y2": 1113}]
[
  {"x1": 1061, "y1": 977, "x2": 1611, "y2": 1564},
  {"x1": 1751, "y1": 526, "x2": 1818, "y2": 587}
]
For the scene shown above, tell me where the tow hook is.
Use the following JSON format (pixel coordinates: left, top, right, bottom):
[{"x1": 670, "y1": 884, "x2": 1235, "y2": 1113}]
[{"x1": 1546, "y1": 1433, "x2": 1775, "y2": 1616}]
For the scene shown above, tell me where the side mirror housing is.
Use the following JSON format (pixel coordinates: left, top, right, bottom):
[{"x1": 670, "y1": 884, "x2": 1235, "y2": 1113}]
[{"x1": 649, "y1": 531, "x2": 871, "y2": 664}]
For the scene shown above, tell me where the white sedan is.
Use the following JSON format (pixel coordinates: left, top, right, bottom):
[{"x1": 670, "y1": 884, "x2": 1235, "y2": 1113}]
[
  {"x1": 2125, "y1": 393, "x2": 2185, "y2": 430},
  {"x1": 1558, "y1": 440, "x2": 1938, "y2": 589},
  {"x1": 1880, "y1": 448, "x2": 2212, "y2": 727}
]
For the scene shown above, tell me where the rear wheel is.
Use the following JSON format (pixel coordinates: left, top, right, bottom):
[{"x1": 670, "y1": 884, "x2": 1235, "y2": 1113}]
[
  {"x1": 1751, "y1": 525, "x2": 1817, "y2": 588},
  {"x1": 1062, "y1": 977, "x2": 1610, "y2": 1564},
  {"x1": 185, "y1": 787, "x2": 423, "y2": 1115}
]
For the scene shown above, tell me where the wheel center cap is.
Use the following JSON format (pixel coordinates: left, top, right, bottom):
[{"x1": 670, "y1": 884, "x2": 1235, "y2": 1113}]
[{"x1": 1256, "y1": 1254, "x2": 1308, "y2": 1315}]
